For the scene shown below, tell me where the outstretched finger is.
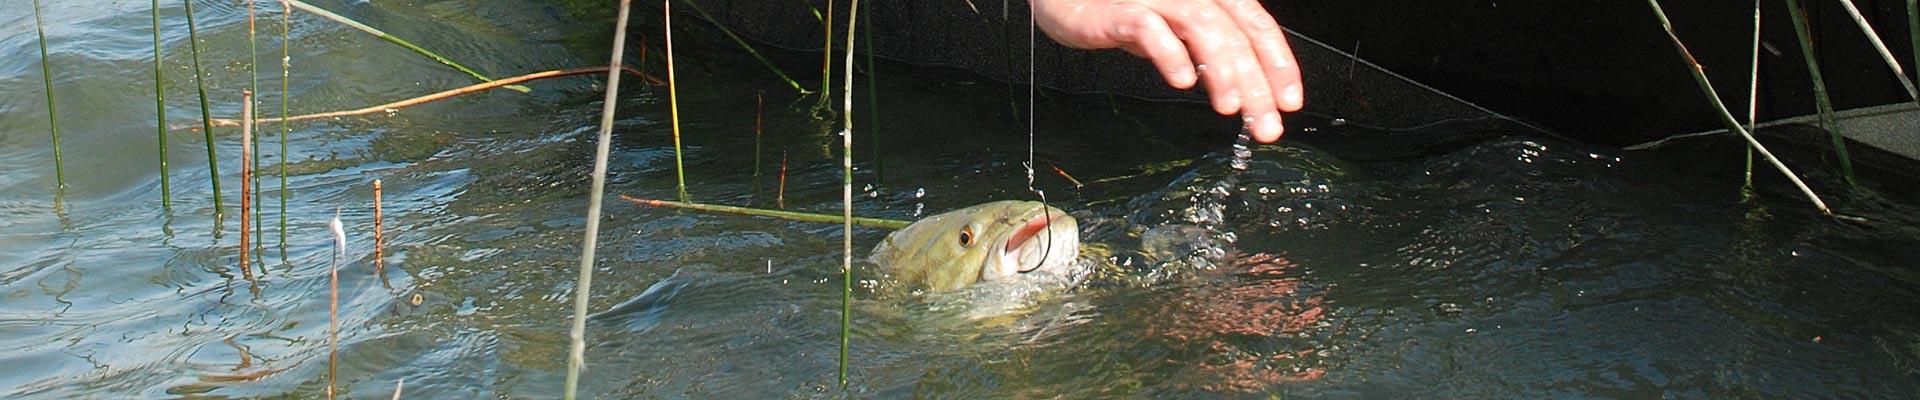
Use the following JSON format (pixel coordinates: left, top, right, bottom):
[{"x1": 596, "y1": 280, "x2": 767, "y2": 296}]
[
  {"x1": 1145, "y1": 0, "x2": 1246, "y2": 115},
  {"x1": 1111, "y1": 3, "x2": 1198, "y2": 90},
  {"x1": 1217, "y1": 0, "x2": 1304, "y2": 112}
]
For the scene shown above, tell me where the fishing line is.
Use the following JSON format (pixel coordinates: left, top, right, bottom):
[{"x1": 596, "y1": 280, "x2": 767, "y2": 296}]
[{"x1": 1020, "y1": 0, "x2": 1054, "y2": 274}]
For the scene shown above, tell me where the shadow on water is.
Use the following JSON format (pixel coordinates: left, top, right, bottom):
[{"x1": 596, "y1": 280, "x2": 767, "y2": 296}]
[{"x1": 3, "y1": 0, "x2": 1920, "y2": 398}]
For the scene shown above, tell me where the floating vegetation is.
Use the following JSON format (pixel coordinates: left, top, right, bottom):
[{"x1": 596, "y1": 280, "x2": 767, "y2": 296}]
[
  {"x1": 184, "y1": 0, "x2": 224, "y2": 218},
  {"x1": 32, "y1": 0, "x2": 65, "y2": 191},
  {"x1": 1645, "y1": 0, "x2": 1831, "y2": 215},
  {"x1": 617, "y1": 195, "x2": 909, "y2": 228},
  {"x1": 563, "y1": 0, "x2": 636, "y2": 398},
  {"x1": 1783, "y1": 0, "x2": 1856, "y2": 186},
  {"x1": 282, "y1": 0, "x2": 530, "y2": 92}
]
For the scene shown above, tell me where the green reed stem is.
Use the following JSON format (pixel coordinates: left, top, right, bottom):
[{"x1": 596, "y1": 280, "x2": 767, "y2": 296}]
[
  {"x1": 618, "y1": 195, "x2": 910, "y2": 229},
  {"x1": 841, "y1": 0, "x2": 863, "y2": 386},
  {"x1": 674, "y1": 0, "x2": 809, "y2": 94},
  {"x1": 154, "y1": 0, "x2": 171, "y2": 209},
  {"x1": 1647, "y1": 0, "x2": 1832, "y2": 215},
  {"x1": 1911, "y1": 0, "x2": 1919, "y2": 90},
  {"x1": 862, "y1": 3, "x2": 882, "y2": 184},
  {"x1": 564, "y1": 1, "x2": 634, "y2": 398},
  {"x1": 822, "y1": 0, "x2": 835, "y2": 102},
  {"x1": 1834, "y1": 0, "x2": 1919, "y2": 100},
  {"x1": 279, "y1": 0, "x2": 292, "y2": 259},
  {"x1": 1784, "y1": 0, "x2": 1858, "y2": 186},
  {"x1": 282, "y1": 0, "x2": 529, "y2": 92},
  {"x1": 184, "y1": 0, "x2": 224, "y2": 217},
  {"x1": 667, "y1": 0, "x2": 689, "y2": 202},
  {"x1": 32, "y1": 0, "x2": 65, "y2": 191},
  {"x1": 1746, "y1": 1, "x2": 1761, "y2": 190},
  {"x1": 249, "y1": 0, "x2": 263, "y2": 264}
]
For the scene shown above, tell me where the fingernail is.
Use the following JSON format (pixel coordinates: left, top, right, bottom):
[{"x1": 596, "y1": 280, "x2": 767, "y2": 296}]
[
  {"x1": 1281, "y1": 83, "x2": 1303, "y2": 108},
  {"x1": 1256, "y1": 112, "x2": 1280, "y2": 139}
]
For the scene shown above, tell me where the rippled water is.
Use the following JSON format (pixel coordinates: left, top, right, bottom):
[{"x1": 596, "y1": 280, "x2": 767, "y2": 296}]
[{"x1": 5, "y1": 1, "x2": 1920, "y2": 398}]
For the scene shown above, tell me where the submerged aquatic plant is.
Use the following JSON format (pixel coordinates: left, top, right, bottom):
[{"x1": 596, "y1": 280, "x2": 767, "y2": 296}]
[
  {"x1": 1782, "y1": 0, "x2": 1857, "y2": 186},
  {"x1": 563, "y1": 0, "x2": 636, "y2": 398},
  {"x1": 1646, "y1": 0, "x2": 1832, "y2": 215},
  {"x1": 32, "y1": 0, "x2": 65, "y2": 191}
]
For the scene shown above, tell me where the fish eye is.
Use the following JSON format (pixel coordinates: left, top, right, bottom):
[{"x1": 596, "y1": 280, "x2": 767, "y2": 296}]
[{"x1": 958, "y1": 227, "x2": 974, "y2": 246}]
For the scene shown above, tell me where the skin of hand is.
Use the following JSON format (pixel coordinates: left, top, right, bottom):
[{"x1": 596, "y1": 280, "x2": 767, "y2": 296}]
[{"x1": 1032, "y1": 0, "x2": 1304, "y2": 143}]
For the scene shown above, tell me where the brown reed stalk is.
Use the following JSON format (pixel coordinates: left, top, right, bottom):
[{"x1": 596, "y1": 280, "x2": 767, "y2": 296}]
[
  {"x1": 777, "y1": 152, "x2": 788, "y2": 209},
  {"x1": 209, "y1": 66, "x2": 653, "y2": 127},
  {"x1": 240, "y1": 92, "x2": 255, "y2": 280},
  {"x1": 373, "y1": 179, "x2": 384, "y2": 277},
  {"x1": 326, "y1": 213, "x2": 344, "y2": 400},
  {"x1": 563, "y1": 0, "x2": 635, "y2": 397}
]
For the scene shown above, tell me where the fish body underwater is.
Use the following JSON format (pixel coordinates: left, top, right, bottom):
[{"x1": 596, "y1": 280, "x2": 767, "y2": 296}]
[{"x1": 869, "y1": 200, "x2": 1082, "y2": 292}]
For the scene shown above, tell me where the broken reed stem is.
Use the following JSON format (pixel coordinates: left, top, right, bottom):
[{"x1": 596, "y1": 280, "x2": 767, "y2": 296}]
[
  {"x1": 1785, "y1": 0, "x2": 1858, "y2": 186},
  {"x1": 840, "y1": 0, "x2": 862, "y2": 386},
  {"x1": 32, "y1": 0, "x2": 65, "y2": 191},
  {"x1": 563, "y1": 0, "x2": 634, "y2": 398},
  {"x1": 674, "y1": 0, "x2": 810, "y2": 93},
  {"x1": 280, "y1": 0, "x2": 292, "y2": 260},
  {"x1": 1834, "y1": 0, "x2": 1920, "y2": 100},
  {"x1": 1746, "y1": 1, "x2": 1761, "y2": 190},
  {"x1": 281, "y1": 0, "x2": 530, "y2": 92},
  {"x1": 209, "y1": 66, "x2": 652, "y2": 127},
  {"x1": 154, "y1": 0, "x2": 171, "y2": 209},
  {"x1": 1646, "y1": 0, "x2": 1833, "y2": 215},
  {"x1": 617, "y1": 195, "x2": 910, "y2": 229},
  {"x1": 373, "y1": 179, "x2": 383, "y2": 277},
  {"x1": 241, "y1": 92, "x2": 255, "y2": 280},
  {"x1": 327, "y1": 213, "x2": 344, "y2": 400},
  {"x1": 184, "y1": 0, "x2": 224, "y2": 218},
  {"x1": 666, "y1": 1, "x2": 690, "y2": 202}
]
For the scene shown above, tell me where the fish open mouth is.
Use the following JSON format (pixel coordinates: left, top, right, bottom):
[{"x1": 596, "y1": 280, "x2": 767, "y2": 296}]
[{"x1": 1004, "y1": 211, "x2": 1061, "y2": 273}]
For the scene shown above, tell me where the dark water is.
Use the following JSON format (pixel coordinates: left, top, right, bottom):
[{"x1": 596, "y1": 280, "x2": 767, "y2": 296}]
[{"x1": 4, "y1": 1, "x2": 1920, "y2": 398}]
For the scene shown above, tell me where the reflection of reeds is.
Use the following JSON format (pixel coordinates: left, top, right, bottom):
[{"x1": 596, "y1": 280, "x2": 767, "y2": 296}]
[
  {"x1": 282, "y1": 0, "x2": 529, "y2": 92},
  {"x1": 1645, "y1": 0, "x2": 1832, "y2": 215},
  {"x1": 184, "y1": 0, "x2": 224, "y2": 217},
  {"x1": 839, "y1": 0, "x2": 864, "y2": 386},
  {"x1": 32, "y1": 0, "x2": 65, "y2": 191},
  {"x1": 154, "y1": 0, "x2": 171, "y2": 209},
  {"x1": 666, "y1": 1, "x2": 690, "y2": 202},
  {"x1": 563, "y1": 0, "x2": 636, "y2": 398},
  {"x1": 1783, "y1": 0, "x2": 1856, "y2": 186}
]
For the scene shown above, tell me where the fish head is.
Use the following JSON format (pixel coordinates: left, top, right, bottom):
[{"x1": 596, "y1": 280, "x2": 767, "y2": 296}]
[{"x1": 871, "y1": 200, "x2": 1080, "y2": 291}]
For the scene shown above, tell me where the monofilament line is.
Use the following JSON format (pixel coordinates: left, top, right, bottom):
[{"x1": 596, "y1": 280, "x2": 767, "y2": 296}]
[{"x1": 564, "y1": 1, "x2": 634, "y2": 398}]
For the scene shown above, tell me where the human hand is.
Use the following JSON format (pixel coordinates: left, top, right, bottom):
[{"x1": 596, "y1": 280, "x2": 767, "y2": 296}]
[{"x1": 1032, "y1": 0, "x2": 1304, "y2": 143}]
